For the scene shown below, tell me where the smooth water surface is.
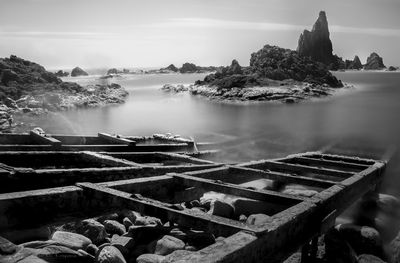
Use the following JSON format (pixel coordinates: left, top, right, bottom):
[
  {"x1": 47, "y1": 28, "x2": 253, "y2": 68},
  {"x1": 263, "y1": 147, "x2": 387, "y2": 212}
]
[{"x1": 28, "y1": 71, "x2": 400, "y2": 193}]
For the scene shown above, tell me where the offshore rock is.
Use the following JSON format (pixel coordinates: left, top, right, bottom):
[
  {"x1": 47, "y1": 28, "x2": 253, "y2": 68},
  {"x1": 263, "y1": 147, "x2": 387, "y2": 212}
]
[
  {"x1": 179, "y1": 62, "x2": 198, "y2": 73},
  {"x1": 163, "y1": 64, "x2": 179, "y2": 72},
  {"x1": 345, "y1": 55, "x2": 363, "y2": 70},
  {"x1": 364, "y1": 53, "x2": 386, "y2": 70},
  {"x1": 54, "y1": 70, "x2": 69, "y2": 77},
  {"x1": 297, "y1": 11, "x2": 336, "y2": 66},
  {"x1": 71, "y1": 66, "x2": 89, "y2": 77}
]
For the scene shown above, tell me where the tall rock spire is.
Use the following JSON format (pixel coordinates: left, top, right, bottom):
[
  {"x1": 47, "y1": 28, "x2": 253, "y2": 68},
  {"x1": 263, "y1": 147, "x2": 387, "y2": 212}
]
[{"x1": 297, "y1": 11, "x2": 335, "y2": 65}]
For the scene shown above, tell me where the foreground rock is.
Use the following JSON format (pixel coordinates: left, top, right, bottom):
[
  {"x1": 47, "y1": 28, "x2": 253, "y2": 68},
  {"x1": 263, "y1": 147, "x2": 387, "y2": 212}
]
[
  {"x1": 71, "y1": 66, "x2": 89, "y2": 77},
  {"x1": 0, "y1": 55, "x2": 128, "y2": 131},
  {"x1": 364, "y1": 53, "x2": 386, "y2": 70}
]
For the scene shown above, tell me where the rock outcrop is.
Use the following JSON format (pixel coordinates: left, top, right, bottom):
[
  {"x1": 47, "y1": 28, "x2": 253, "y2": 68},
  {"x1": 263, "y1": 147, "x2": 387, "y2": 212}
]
[
  {"x1": 71, "y1": 67, "x2": 88, "y2": 77},
  {"x1": 364, "y1": 52, "x2": 386, "y2": 70},
  {"x1": 345, "y1": 56, "x2": 363, "y2": 70},
  {"x1": 164, "y1": 64, "x2": 179, "y2": 72},
  {"x1": 185, "y1": 44, "x2": 343, "y2": 103},
  {"x1": 54, "y1": 70, "x2": 69, "y2": 77},
  {"x1": 196, "y1": 45, "x2": 342, "y2": 88},
  {"x1": 0, "y1": 55, "x2": 128, "y2": 131},
  {"x1": 297, "y1": 11, "x2": 337, "y2": 67},
  {"x1": 179, "y1": 63, "x2": 198, "y2": 73},
  {"x1": 106, "y1": 68, "x2": 120, "y2": 75}
]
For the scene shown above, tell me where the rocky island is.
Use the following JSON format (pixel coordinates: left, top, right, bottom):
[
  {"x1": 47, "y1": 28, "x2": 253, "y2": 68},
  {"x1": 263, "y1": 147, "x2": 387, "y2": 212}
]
[
  {"x1": 162, "y1": 11, "x2": 347, "y2": 104},
  {"x1": 0, "y1": 55, "x2": 128, "y2": 131}
]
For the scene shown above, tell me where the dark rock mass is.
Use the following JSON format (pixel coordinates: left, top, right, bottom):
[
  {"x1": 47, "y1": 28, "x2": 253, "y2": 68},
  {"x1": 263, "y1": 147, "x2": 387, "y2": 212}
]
[
  {"x1": 106, "y1": 68, "x2": 119, "y2": 75},
  {"x1": 250, "y1": 45, "x2": 342, "y2": 87},
  {"x1": 297, "y1": 11, "x2": 340, "y2": 69},
  {"x1": 179, "y1": 63, "x2": 198, "y2": 73},
  {"x1": 164, "y1": 64, "x2": 179, "y2": 72},
  {"x1": 297, "y1": 11, "x2": 333, "y2": 63},
  {"x1": 364, "y1": 52, "x2": 386, "y2": 70},
  {"x1": 71, "y1": 67, "x2": 89, "y2": 77},
  {"x1": 0, "y1": 55, "x2": 128, "y2": 131},
  {"x1": 54, "y1": 70, "x2": 69, "y2": 77},
  {"x1": 196, "y1": 45, "x2": 342, "y2": 90},
  {"x1": 345, "y1": 56, "x2": 363, "y2": 70}
]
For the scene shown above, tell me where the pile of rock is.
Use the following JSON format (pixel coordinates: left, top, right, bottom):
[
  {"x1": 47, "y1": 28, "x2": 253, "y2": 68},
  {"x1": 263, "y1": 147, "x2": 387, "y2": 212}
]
[{"x1": 1, "y1": 208, "x2": 219, "y2": 263}]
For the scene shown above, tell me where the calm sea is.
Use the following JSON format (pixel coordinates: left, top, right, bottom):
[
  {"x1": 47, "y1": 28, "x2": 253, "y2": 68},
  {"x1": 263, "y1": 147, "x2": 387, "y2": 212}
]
[{"x1": 27, "y1": 71, "x2": 400, "y2": 194}]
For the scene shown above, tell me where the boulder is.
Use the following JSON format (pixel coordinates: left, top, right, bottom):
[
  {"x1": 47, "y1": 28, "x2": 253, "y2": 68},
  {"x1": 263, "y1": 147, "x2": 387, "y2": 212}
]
[
  {"x1": 134, "y1": 216, "x2": 162, "y2": 226},
  {"x1": 71, "y1": 67, "x2": 89, "y2": 77},
  {"x1": 33, "y1": 245, "x2": 92, "y2": 262},
  {"x1": 208, "y1": 200, "x2": 235, "y2": 218},
  {"x1": 246, "y1": 214, "x2": 272, "y2": 226},
  {"x1": 136, "y1": 254, "x2": 165, "y2": 263},
  {"x1": 85, "y1": 243, "x2": 99, "y2": 256},
  {"x1": 336, "y1": 224, "x2": 384, "y2": 258},
  {"x1": 104, "y1": 220, "x2": 126, "y2": 236},
  {"x1": 110, "y1": 235, "x2": 135, "y2": 255},
  {"x1": 358, "y1": 254, "x2": 386, "y2": 263},
  {"x1": 122, "y1": 217, "x2": 133, "y2": 230},
  {"x1": 51, "y1": 231, "x2": 92, "y2": 250},
  {"x1": 364, "y1": 53, "x2": 386, "y2": 70},
  {"x1": 324, "y1": 228, "x2": 358, "y2": 263},
  {"x1": 96, "y1": 213, "x2": 119, "y2": 224},
  {"x1": 76, "y1": 219, "x2": 107, "y2": 245},
  {"x1": 389, "y1": 230, "x2": 400, "y2": 263},
  {"x1": 387, "y1": 66, "x2": 398, "y2": 71},
  {"x1": 119, "y1": 210, "x2": 141, "y2": 223},
  {"x1": 281, "y1": 187, "x2": 318, "y2": 198},
  {"x1": 186, "y1": 230, "x2": 215, "y2": 249},
  {"x1": 151, "y1": 235, "x2": 185, "y2": 256},
  {"x1": 162, "y1": 250, "x2": 193, "y2": 263},
  {"x1": 96, "y1": 245, "x2": 126, "y2": 263},
  {"x1": 232, "y1": 198, "x2": 285, "y2": 217},
  {"x1": 125, "y1": 226, "x2": 171, "y2": 245},
  {"x1": 17, "y1": 255, "x2": 47, "y2": 263},
  {"x1": 168, "y1": 228, "x2": 188, "y2": 242}
]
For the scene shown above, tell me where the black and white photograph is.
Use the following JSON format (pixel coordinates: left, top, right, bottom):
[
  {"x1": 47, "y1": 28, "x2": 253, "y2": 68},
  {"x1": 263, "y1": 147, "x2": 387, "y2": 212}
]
[{"x1": 1, "y1": 0, "x2": 400, "y2": 262}]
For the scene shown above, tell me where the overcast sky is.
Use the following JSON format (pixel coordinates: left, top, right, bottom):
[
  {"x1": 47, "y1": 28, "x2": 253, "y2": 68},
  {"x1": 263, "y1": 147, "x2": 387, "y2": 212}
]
[{"x1": 1, "y1": 0, "x2": 400, "y2": 69}]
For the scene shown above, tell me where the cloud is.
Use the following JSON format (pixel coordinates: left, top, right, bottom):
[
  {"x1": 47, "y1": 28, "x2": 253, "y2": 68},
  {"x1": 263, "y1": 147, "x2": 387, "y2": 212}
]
[
  {"x1": 144, "y1": 17, "x2": 400, "y2": 38},
  {"x1": 331, "y1": 25, "x2": 400, "y2": 37},
  {"x1": 144, "y1": 18, "x2": 305, "y2": 32}
]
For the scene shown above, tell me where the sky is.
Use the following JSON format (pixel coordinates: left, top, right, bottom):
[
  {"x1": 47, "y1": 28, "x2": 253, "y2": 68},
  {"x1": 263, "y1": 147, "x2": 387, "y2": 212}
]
[{"x1": 1, "y1": 0, "x2": 400, "y2": 69}]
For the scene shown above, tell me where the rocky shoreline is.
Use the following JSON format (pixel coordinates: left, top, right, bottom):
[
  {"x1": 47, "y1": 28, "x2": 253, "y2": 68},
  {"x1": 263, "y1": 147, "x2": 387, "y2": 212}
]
[
  {"x1": 162, "y1": 81, "x2": 349, "y2": 104},
  {"x1": 0, "y1": 56, "x2": 128, "y2": 132},
  {"x1": 1, "y1": 191, "x2": 399, "y2": 263}
]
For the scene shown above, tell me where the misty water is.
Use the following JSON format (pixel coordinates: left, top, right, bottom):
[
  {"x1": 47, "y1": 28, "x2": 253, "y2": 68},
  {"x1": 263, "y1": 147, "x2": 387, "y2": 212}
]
[{"x1": 27, "y1": 71, "x2": 400, "y2": 194}]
